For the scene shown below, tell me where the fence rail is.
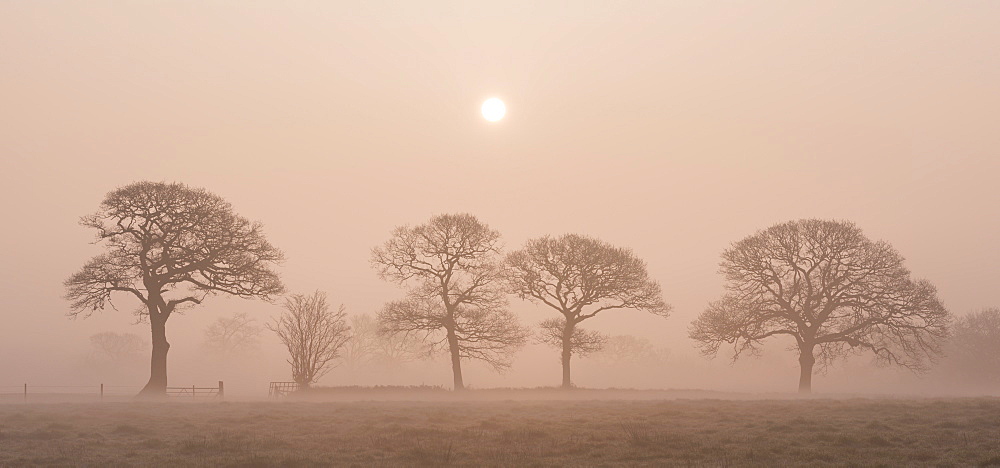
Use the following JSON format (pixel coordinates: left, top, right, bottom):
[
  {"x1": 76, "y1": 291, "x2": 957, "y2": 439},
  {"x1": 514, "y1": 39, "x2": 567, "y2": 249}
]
[
  {"x1": 167, "y1": 381, "x2": 224, "y2": 399},
  {"x1": 1, "y1": 381, "x2": 223, "y2": 402}
]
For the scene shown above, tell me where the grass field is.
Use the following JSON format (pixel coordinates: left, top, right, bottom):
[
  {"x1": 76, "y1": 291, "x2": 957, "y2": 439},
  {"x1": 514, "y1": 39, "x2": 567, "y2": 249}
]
[{"x1": 2, "y1": 394, "x2": 1000, "y2": 467}]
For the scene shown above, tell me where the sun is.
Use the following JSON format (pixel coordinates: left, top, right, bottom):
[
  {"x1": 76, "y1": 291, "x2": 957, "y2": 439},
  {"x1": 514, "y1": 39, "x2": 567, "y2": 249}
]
[{"x1": 481, "y1": 98, "x2": 506, "y2": 122}]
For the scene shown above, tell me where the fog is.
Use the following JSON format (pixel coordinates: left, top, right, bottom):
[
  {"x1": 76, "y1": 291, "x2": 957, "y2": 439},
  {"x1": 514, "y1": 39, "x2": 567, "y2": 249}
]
[{"x1": 2, "y1": 1, "x2": 999, "y2": 399}]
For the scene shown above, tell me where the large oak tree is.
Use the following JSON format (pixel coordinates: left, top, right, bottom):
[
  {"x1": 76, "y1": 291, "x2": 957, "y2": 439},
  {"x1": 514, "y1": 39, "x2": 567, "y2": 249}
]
[
  {"x1": 65, "y1": 181, "x2": 284, "y2": 397},
  {"x1": 506, "y1": 234, "x2": 670, "y2": 388},
  {"x1": 689, "y1": 219, "x2": 950, "y2": 393},
  {"x1": 371, "y1": 213, "x2": 528, "y2": 390}
]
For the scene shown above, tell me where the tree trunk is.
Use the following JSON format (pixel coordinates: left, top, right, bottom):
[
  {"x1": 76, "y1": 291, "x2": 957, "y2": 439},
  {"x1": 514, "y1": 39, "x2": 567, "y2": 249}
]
[
  {"x1": 561, "y1": 320, "x2": 574, "y2": 389},
  {"x1": 798, "y1": 345, "x2": 815, "y2": 394},
  {"x1": 446, "y1": 327, "x2": 464, "y2": 391},
  {"x1": 139, "y1": 313, "x2": 169, "y2": 398}
]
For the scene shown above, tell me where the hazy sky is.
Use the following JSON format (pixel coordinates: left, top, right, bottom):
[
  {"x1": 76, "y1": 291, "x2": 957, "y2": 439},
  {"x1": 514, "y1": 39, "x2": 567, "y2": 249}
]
[{"x1": 2, "y1": 1, "x2": 998, "y2": 392}]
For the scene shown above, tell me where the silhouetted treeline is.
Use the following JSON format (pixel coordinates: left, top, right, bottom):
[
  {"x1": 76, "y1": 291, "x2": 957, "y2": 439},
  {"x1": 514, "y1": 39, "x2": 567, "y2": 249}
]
[{"x1": 66, "y1": 181, "x2": 974, "y2": 395}]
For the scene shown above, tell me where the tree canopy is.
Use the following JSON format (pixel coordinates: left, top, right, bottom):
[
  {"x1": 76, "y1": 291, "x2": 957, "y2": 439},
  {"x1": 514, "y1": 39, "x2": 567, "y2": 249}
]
[
  {"x1": 65, "y1": 181, "x2": 284, "y2": 395},
  {"x1": 371, "y1": 213, "x2": 528, "y2": 390},
  {"x1": 506, "y1": 234, "x2": 669, "y2": 387},
  {"x1": 689, "y1": 219, "x2": 950, "y2": 393}
]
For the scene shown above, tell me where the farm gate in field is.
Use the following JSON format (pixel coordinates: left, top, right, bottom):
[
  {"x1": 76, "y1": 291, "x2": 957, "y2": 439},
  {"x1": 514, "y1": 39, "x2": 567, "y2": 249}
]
[{"x1": 268, "y1": 381, "x2": 299, "y2": 398}]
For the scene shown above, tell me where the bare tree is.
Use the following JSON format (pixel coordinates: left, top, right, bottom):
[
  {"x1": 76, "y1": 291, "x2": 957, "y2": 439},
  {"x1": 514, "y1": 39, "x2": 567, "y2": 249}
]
[
  {"x1": 945, "y1": 308, "x2": 1000, "y2": 386},
  {"x1": 203, "y1": 311, "x2": 262, "y2": 355},
  {"x1": 371, "y1": 213, "x2": 529, "y2": 390},
  {"x1": 591, "y1": 334, "x2": 669, "y2": 366},
  {"x1": 90, "y1": 331, "x2": 148, "y2": 362},
  {"x1": 373, "y1": 324, "x2": 434, "y2": 368},
  {"x1": 343, "y1": 313, "x2": 432, "y2": 369},
  {"x1": 379, "y1": 296, "x2": 528, "y2": 380},
  {"x1": 268, "y1": 291, "x2": 351, "y2": 388},
  {"x1": 689, "y1": 219, "x2": 951, "y2": 393},
  {"x1": 341, "y1": 314, "x2": 381, "y2": 369},
  {"x1": 506, "y1": 234, "x2": 670, "y2": 388},
  {"x1": 65, "y1": 181, "x2": 284, "y2": 397},
  {"x1": 537, "y1": 318, "x2": 607, "y2": 361}
]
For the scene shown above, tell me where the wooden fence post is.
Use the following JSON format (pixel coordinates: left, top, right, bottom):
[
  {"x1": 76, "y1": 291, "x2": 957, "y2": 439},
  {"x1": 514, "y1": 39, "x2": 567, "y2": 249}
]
[
  {"x1": 23, "y1": 383, "x2": 26, "y2": 403},
  {"x1": 100, "y1": 383, "x2": 104, "y2": 402},
  {"x1": 218, "y1": 381, "x2": 224, "y2": 400}
]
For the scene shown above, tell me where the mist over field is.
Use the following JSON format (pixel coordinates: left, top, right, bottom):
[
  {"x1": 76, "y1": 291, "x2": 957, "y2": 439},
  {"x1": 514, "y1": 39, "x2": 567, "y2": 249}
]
[
  {"x1": 2, "y1": 0, "x2": 1000, "y2": 398},
  {"x1": 1, "y1": 2, "x2": 999, "y2": 466}
]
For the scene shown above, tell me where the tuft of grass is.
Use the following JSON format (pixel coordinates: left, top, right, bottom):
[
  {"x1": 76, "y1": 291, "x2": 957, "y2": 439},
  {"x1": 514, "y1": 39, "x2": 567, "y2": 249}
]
[
  {"x1": 979, "y1": 454, "x2": 1000, "y2": 467},
  {"x1": 178, "y1": 430, "x2": 284, "y2": 454},
  {"x1": 221, "y1": 453, "x2": 320, "y2": 468},
  {"x1": 404, "y1": 440, "x2": 454, "y2": 467},
  {"x1": 865, "y1": 433, "x2": 893, "y2": 447},
  {"x1": 619, "y1": 421, "x2": 654, "y2": 446},
  {"x1": 111, "y1": 424, "x2": 146, "y2": 435},
  {"x1": 835, "y1": 434, "x2": 861, "y2": 446},
  {"x1": 139, "y1": 438, "x2": 166, "y2": 449},
  {"x1": 19, "y1": 429, "x2": 67, "y2": 440}
]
